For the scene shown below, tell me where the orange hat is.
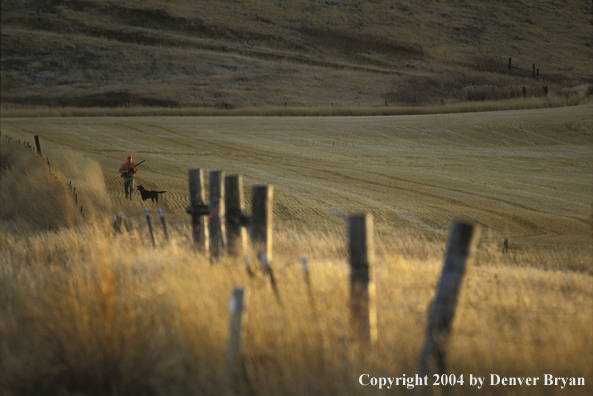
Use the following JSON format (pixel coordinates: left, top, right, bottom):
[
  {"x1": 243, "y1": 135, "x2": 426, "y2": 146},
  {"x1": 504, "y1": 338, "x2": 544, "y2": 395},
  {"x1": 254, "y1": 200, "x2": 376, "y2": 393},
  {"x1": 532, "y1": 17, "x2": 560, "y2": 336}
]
[{"x1": 127, "y1": 155, "x2": 132, "y2": 159}]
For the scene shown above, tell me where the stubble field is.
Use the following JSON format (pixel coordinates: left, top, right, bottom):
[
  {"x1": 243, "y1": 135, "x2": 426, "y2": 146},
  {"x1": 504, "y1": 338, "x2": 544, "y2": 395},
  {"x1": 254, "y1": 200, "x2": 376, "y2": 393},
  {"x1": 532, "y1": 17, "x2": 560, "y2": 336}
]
[{"x1": 1, "y1": 103, "x2": 591, "y2": 256}]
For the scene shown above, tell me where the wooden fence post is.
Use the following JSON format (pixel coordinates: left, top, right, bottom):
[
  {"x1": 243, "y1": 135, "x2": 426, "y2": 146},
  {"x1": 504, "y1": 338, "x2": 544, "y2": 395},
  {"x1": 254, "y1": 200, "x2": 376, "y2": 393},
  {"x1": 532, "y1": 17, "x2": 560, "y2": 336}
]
[
  {"x1": 144, "y1": 207, "x2": 156, "y2": 247},
  {"x1": 302, "y1": 257, "x2": 311, "y2": 287},
  {"x1": 251, "y1": 185, "x2": 273, "y2": 266},
  {"x1": 522, "y1": 86, "x2": 526, "y2": 98},
  {"x1": 225, "y1": 174, "x2": 248, "y2": 257},
  {"x1": 419, "y1": 221, "x2": 480, "y2": 377},
  {"x1": 113, "y1": 214, "x2": 122, "y2": 233},
  {"x1": 532, "y1": 64, "x2": 536, "y2": 78},
  {"x1": 508, "y1": 57, "x2": 512, "y2": 72},
  {"x1": 348, "y1": 214, "x2": 377, "y2": 350},
  {"x1": 227, "y1": 287, "x2": 248, "y2": 390},
  {"x1": 188, "y1": 168, "x2": 210, "y2": 257},
  {"x1": 158, "y1": 208, "x2": 169, "y2": 242},
  {"x1": 34, "y1": 135, "x2": 42, "y2": 156},
  {"x1": 252, "y1": 186, "x2": 280, "y2": 299},
  {"x1": 120, "y1": 211, "x2": 131, "y2": 233},
  {"x1": 209, "y1": 170, "x2": 227, "y2": 259}
]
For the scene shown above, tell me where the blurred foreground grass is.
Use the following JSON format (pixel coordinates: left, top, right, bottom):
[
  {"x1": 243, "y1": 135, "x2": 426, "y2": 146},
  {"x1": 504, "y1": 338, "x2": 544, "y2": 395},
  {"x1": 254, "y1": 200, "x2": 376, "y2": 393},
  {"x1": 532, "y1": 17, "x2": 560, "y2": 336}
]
[{"x1": 0, "y1": 219, "x2": 591, "y2": 395}]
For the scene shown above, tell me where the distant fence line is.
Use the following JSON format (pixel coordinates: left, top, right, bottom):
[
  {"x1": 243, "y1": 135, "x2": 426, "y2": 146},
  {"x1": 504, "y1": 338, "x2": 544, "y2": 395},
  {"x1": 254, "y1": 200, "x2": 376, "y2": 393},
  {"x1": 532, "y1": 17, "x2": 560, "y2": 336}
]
[
  {"x1": 508, "y1": 57, "x2": 549, "y2": 97},
  {"x1": 1, "y1": 133, "x2": 84, "y2": 216}
]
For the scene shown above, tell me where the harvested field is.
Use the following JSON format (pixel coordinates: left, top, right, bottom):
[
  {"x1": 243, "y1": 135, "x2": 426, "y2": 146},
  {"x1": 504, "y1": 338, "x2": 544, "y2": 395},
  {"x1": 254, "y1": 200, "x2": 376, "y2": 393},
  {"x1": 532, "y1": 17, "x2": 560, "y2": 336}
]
[{"x1": 1, "y1": 103, "x2": 592, "y2": 258}]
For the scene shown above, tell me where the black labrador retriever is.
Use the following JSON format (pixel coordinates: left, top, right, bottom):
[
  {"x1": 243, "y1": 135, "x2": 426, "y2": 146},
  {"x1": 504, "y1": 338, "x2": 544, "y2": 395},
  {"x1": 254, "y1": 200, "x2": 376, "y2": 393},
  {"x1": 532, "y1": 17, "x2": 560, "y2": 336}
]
[{"x1": 137, "y1": 185, "x2": 167, "y2": 203}]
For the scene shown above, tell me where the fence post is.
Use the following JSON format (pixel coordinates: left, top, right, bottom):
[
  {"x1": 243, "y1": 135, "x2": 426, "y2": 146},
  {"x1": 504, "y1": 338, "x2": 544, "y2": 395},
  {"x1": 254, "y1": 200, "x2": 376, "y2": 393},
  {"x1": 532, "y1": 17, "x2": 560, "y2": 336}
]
[
  {"x1": 522, "y1": 86, "x2": 526, "y2": 98},
  {"x1": 158, "y1": 208, "x2": 169, "y2": 242},
  {"x1": 227, "y1": 287, "x2": 248, "y2": 390},
  {"x1": 34, "y1": 135, "x2": 42, "y2": 156},
  {"x1": 113, "y1": 214, "x2": 122, "y2": 233},
  {"x1": 144, "y1": 207, "x2": 156, "y2": 247},
  {"x1": 302, "y1": 257, "x2": 311, "y2": 287},
  {"x1": 209, "y1": 171, "x2": 227, "y2": 259},
  {"x1": 419, "y1": 221, "x2": 480, "y2": 377},
  {"x1": 252, "y1": 186, "x2": 280, "y2": 299},
  {"x1": 348, "y1": 214, "x2": 377, "y2": 350},
  {"x1": 120, "y1": 211, "x2": 131, "y2": 233},
  {"x1": 225, "y1": 174, "x2": 248, "y2": 257},
  {"x1": 188, "y1": 168, "x2": 210, "y2": 257},
  {"x1": 508, "y1": 57, "x2": 512, "y2": 72},
  {"x1": 251, "y1": 185, "x2": 273, "y2": 266}
]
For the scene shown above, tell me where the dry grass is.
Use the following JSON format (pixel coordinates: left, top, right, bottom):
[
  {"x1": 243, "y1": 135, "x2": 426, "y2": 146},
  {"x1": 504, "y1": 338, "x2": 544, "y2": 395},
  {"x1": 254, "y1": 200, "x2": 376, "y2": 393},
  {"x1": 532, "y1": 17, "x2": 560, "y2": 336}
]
[
  {"x1": 1, "y1": 0, "x2": 592, "y2": 110},
  {"x1": 0, "y1": 140, "x2": 111, "y2": 232},
  {"x1": 0, "y1": 220, "x2": 591, "y2": 396}
]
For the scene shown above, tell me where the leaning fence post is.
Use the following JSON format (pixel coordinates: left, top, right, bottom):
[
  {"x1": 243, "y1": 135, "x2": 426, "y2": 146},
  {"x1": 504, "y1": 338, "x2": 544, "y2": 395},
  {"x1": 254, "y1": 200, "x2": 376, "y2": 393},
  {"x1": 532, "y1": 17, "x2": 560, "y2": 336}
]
[
  {"x1": 144, "y1": 207, "x2": 156, "y2": 247},
  {"x1": 209, "y1": 170, "x2": 227, "y2": 259},
  {"x1": 348, "y1": 214, "x2": 377, "y2": 350},
  {"x1": 225, "y1": 175, "x2": 248, "y2": 257},
  {"x1": 187, "y1": 168, "x2": 210, "y2": 257},
  {"x1": 419, "y1": 221, "x2": 480, "y2": 377},
  {"x1": 227, "y1": 287, "x2": 248, "y2": 390},
  {"x1": 34, "y1": 135, "x2": 42, "y2": 156}
]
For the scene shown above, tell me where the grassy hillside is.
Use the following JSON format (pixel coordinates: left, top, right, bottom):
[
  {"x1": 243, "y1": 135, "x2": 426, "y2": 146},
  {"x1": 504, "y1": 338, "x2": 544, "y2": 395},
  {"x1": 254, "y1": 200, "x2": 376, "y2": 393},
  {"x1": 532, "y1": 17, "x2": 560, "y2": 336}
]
[{"x1": 1, "y1": 0, "x2": 592, "y2": 110}]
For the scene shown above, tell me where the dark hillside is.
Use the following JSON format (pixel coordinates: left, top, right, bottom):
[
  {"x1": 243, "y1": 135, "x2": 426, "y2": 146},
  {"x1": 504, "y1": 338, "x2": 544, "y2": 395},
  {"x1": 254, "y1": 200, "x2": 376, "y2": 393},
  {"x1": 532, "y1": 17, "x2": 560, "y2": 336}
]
[{"x1": 1, "y1": 0, "x2": 592, "y2": 109}]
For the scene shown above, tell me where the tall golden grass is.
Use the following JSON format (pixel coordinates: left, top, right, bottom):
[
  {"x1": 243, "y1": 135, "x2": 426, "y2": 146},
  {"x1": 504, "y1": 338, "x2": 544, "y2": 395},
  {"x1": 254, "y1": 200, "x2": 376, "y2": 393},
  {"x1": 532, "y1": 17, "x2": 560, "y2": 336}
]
[
  {"x1": 1, "y1": 217, "x2": 591, "y2": 395},
  {"x1": 0, "y1": 141, "x2": 111, "y2": 233},
  {"x1": 1, "y1": 85, "x2": 590, "y2": 118}
]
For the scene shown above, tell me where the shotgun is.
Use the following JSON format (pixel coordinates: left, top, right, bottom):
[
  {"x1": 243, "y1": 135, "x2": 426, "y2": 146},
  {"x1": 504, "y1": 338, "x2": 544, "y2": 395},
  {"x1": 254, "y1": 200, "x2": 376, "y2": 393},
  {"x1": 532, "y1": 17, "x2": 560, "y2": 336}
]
[{"x1": 121, "y1": 159, "x2": 145, "y2": 177}]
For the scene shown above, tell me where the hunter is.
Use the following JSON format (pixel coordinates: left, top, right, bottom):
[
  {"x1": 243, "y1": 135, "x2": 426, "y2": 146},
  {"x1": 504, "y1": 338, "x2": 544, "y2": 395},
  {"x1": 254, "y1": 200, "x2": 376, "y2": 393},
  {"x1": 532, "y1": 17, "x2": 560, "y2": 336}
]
[{"x1": 119, "y1": 154, "x2": 138, "y2": 200}]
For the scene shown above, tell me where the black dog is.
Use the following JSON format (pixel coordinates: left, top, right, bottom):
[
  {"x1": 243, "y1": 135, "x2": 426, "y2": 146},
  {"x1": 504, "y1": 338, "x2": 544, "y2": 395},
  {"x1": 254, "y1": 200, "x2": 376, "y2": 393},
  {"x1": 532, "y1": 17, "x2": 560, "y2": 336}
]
[{"x1": 137, "y1": 185, "x2": 167, "y2": 203}]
